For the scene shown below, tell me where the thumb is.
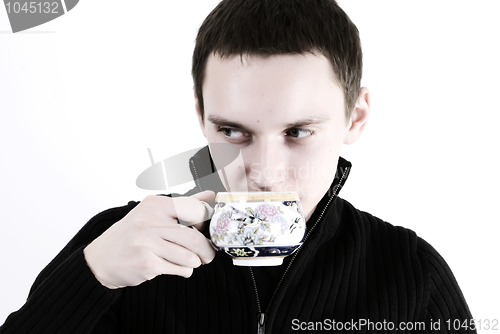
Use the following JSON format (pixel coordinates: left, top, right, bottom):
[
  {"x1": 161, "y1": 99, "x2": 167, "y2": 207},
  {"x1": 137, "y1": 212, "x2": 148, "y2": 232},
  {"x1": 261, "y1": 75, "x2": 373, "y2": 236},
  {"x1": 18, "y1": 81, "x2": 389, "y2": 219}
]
[
  {"x1": 190, "y1": 190, "x2": 216, "y2": 206},
  {"x1": 188, "y1": 191, "x2": 216, "y2": 231}
]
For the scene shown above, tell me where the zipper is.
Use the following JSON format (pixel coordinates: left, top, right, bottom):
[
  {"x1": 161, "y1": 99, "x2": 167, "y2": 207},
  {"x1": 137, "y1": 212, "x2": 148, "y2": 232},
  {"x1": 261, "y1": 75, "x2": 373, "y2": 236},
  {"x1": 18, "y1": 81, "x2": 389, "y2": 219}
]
[
  {"x1": 249, "y1": 267, "x2": 266, "y2": 334},
  {"x1": 257, "y1": 313, "x2": 266, "y2": 334},
  {"x1": 248, "y1": 167, "x2": 349, "y2": 334}
]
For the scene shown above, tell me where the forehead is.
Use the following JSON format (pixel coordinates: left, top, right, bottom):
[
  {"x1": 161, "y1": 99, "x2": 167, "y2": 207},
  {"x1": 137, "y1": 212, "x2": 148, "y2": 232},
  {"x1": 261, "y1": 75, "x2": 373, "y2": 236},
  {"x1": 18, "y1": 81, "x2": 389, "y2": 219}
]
[
  {"x1": 204, "y1": 52, "x2": 339, "y2": 89},
  {"x1": 202, "y1": 53, "x2": 344, "y2": 122}
]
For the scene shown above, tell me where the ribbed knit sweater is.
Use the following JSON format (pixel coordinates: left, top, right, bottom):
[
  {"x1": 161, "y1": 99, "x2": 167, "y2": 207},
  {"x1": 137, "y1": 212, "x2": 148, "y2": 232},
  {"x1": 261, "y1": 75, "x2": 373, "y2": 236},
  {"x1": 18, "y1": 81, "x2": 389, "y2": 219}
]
[{"x1": 0, "y1": 149, "x2": 475, "y2": 333}]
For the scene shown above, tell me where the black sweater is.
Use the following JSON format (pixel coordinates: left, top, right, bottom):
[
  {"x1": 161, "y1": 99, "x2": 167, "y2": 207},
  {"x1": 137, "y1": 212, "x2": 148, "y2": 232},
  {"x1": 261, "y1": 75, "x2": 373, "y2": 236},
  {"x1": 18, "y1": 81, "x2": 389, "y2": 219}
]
[{"x1": 0, "y1": 151, "x2": 475, "y2": 333}]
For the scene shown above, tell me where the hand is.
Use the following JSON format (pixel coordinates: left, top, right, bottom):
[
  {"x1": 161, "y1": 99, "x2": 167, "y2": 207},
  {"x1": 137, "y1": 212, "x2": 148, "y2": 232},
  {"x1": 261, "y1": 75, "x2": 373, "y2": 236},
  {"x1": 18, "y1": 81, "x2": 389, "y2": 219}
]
[{"x1": 83, "y1": 190, "x2": 216, "y2": 289}]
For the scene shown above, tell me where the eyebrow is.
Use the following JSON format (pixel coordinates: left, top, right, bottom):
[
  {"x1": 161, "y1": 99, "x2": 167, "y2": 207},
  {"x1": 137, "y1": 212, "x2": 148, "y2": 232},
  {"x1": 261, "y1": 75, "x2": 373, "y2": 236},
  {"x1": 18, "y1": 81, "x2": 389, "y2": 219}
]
[
  {"x1": 283, "y1": 116, "x2": 331, "y2": 129},
  {"x1": 207, "y1": 115, "x2": 253, "y2": 133},
  {"x1": 207, "y1": 114, "x2": 331, "y2": 132}
]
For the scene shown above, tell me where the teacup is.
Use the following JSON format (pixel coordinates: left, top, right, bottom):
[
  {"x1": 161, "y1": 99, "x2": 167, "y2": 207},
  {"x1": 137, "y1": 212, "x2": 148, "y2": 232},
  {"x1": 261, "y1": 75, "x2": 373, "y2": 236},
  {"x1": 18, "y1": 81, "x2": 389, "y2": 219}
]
[{"x1": 209, "y1": 192, "x2": 306, "y2": 266}]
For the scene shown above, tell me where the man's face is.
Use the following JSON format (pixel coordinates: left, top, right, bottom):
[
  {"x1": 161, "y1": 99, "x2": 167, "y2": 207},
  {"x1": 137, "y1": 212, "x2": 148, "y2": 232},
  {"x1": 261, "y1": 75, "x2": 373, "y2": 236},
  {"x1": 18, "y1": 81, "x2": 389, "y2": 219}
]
[{"x1": 197, "y1": 53, "x2": 351, "y2": 221}]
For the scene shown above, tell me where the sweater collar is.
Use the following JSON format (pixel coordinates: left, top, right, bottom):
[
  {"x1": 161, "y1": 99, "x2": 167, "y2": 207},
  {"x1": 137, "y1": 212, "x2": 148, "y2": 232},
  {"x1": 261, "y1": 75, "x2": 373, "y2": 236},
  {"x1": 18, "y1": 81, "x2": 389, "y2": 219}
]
[{"x1": 187, "y1": 145, "x2": 352, "y2": 208}]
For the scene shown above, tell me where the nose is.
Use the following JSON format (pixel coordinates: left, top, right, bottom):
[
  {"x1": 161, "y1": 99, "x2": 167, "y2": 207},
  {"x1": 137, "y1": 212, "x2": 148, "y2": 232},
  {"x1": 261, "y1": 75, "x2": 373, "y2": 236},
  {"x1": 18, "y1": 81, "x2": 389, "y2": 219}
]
[{"x1": 247, "y1": 140, "x2": 287, "y2": 192}]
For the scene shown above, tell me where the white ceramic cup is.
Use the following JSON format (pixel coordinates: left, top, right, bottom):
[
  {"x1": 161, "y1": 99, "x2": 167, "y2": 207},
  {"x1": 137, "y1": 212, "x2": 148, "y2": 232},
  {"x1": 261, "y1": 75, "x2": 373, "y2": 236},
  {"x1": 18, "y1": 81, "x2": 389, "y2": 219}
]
[{"x1": 209, "y1": 192, "x2": 306, "y2": 266}]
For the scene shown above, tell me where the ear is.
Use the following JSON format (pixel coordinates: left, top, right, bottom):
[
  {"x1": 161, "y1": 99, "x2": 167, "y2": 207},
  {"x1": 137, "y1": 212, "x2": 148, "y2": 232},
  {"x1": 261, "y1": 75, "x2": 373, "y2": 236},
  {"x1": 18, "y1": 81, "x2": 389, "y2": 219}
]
[
  {"x1": 343, "y1": 87, "x2": 370, "y2": 145},
  {"x1": 194, "y1": 89, "x2": 207, "y2": 138}
]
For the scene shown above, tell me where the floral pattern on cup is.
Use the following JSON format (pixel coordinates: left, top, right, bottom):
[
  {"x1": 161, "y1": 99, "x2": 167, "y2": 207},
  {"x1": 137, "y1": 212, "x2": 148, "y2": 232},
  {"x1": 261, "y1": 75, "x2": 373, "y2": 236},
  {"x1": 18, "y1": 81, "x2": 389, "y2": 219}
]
[
  {"x1": 256, "y1": 203, "x2": 279, "y2": 217},
  {"x1": 210, "y1": 200, "x2": 305, "y2": 248},
  {"x1": 211, "y1": 210, "x2": 232, "y2": 246}
]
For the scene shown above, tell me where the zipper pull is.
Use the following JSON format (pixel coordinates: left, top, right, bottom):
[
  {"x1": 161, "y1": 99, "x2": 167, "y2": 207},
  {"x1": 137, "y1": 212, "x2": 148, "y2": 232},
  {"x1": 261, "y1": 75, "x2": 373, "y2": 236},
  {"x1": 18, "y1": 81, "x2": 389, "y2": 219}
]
[{"x1": 257, "y1": 313, "x2": 266, "y2": 334}]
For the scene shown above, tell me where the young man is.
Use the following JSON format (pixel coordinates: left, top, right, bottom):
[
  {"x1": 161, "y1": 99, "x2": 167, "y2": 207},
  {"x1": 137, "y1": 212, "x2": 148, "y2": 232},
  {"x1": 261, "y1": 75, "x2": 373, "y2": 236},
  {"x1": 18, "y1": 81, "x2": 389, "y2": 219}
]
[{"x1": 0, "y1": 0, "x2": 475, "y2": 333}]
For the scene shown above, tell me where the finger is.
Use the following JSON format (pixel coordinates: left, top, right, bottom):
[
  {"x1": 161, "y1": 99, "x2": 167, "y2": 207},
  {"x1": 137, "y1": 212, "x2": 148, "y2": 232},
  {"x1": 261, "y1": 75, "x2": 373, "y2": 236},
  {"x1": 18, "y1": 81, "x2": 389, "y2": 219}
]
[
  {"x1": 168, "y1": 196, "x2": 213, "y2": 227},
  {"x1": 151, "y1": 255, "x2": 194, "y2": 278},
  {"x1": 185, "y1": 190, "x2": 216, "y2": 228},
  {"x1": 137, "y1": 195, "x2": 183, "y2": 224},
  {"x1": 189, "y1": 190, "x2": 216, "y2": 206},
  {"x1": 154, "y1": 224, "x2": 216, "y2": 264},
  {"x1": 149, "y1": 232, "x2": 202, "y2": 268},
  {"x1": 139, "y1": 192, "x2": 215, "y2": 227}
]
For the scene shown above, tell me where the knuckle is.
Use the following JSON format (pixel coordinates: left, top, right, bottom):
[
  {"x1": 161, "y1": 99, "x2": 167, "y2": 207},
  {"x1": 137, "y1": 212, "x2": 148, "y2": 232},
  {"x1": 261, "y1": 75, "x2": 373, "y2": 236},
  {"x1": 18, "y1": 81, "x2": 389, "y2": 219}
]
[
  {"x1": 132, "y1": 235, "x2": 149, "y2": 249},
  {"x1": 142, "y1": 195, "x2": 171, "y2": 208},
  {"x1": 142, "y1": 195, "x2": 157, "y2": 205},
  {"x1": 189, "y1": 234, "x2": 203, "y2": 252},
  {"x1": 139, "y1": 256, "x2": 156, "y2": 272},
  {"x1": 133, "y1": 212, "x2": 152, "y2": 228}
]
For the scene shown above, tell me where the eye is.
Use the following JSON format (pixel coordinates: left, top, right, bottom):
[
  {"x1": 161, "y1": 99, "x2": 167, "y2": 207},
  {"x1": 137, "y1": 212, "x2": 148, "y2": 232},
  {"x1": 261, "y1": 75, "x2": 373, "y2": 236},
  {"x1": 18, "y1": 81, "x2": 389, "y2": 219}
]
[
  {"x1": 217, "y1": 127, "x2": 244, "y2": 138},
  {"x1": 286, "y1": 128, "x2": 314, "y2": 138}
]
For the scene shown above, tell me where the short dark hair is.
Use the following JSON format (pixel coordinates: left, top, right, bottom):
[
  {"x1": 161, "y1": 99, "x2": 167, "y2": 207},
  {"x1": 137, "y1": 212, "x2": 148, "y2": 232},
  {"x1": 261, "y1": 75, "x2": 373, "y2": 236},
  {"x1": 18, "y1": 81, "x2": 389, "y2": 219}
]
[{"x1": 192, "y1": 0, "x2": 362, "y2": 121}]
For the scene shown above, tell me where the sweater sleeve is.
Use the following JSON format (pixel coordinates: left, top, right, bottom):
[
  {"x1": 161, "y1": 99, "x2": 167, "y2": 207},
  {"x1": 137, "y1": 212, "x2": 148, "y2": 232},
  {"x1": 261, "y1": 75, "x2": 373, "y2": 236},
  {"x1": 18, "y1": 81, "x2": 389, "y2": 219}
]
[
  {"x1": 418, "y1": 238, "x2": 477, "y2": 334},
  {"x1": 0, "y1": 201, "x2": 139, "y2": 334}
]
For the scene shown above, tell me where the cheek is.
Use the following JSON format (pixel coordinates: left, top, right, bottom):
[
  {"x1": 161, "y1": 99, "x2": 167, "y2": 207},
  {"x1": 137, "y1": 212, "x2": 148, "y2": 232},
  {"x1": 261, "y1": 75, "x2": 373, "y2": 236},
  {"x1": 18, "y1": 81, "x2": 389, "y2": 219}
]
[
  {"x1": 293, "y1": 144, "x2": 340, "y2": 195},
  {"x1": 292, "y1": 153, "x2": 332, "y2": 183},
  {"x1": 296, "y1": 140, "x2": 341, "y2": 169}
]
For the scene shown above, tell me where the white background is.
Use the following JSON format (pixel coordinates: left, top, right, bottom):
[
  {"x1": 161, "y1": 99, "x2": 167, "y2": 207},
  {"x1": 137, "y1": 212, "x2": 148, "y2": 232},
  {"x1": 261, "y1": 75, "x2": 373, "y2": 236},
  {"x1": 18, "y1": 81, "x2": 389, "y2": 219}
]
[{"x1": 1, "y1": 0, "x2": 498, "y2": 328}]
